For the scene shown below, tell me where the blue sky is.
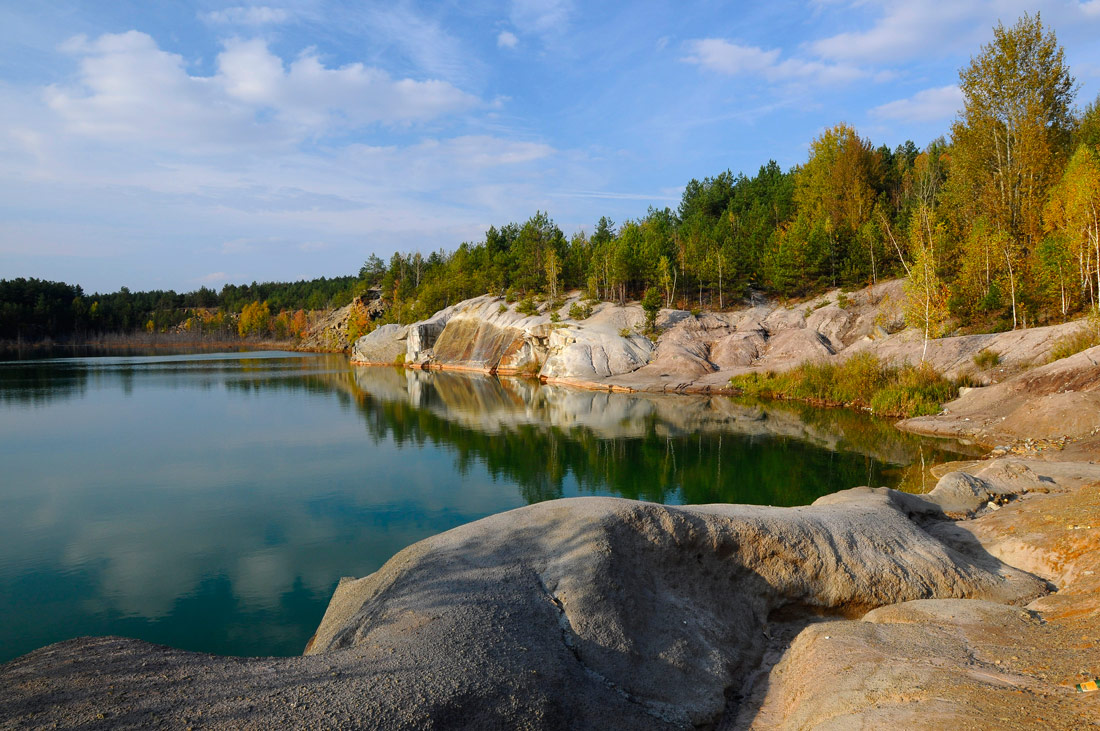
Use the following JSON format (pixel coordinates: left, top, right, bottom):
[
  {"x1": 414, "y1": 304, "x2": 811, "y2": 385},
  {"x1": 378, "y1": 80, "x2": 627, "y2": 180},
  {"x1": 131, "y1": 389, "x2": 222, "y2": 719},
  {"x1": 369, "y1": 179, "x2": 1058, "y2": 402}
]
[{"x1": 2, "y1": 1, "x2": 1099, "y2": 293}]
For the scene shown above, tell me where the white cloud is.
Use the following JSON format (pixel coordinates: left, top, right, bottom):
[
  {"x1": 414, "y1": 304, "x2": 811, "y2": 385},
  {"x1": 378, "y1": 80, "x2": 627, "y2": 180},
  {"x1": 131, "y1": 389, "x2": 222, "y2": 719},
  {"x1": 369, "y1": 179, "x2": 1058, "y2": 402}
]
[
  {"x1": 202, "y1": 6, "x2": 290, "y2": 26},
  {"x1": 681, "y1": 38, "x2": 865, "y2": 84},
  {"x1": 681, "y1": 39, "x2": 780, "y2": 76},
  {"x1": 497, "y1": 31, "x2": 519, "y2": 49},
  {"x1": 811, "y1": 2, "x2": 977, "y2": 63},
  {"x1": 217, "y1": 38, "x2": 478, "y2": 130},
  {"x1": 510, "y1": 0, "x2": 572, "y2": 35},
  {"x1": 357, "y1": 5, "x2": 476, "y2": 84},
  {"x1": 43, "y1": 32, "x2": 478, "y2": 151},
  {"x1": 871, "y1": 84, "x2": 964, "y2": 122}
]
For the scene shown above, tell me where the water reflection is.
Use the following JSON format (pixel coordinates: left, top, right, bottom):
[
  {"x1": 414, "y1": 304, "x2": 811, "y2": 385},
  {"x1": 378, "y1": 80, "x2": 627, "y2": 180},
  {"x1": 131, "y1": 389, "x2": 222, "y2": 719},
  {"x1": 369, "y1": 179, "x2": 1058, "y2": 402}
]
[
  {"x1": 346, "y1": 366, "x2": 971, "y2": 504},
  {"x1": 0, "y1": 352, "x2": 972, "y2": 662}
]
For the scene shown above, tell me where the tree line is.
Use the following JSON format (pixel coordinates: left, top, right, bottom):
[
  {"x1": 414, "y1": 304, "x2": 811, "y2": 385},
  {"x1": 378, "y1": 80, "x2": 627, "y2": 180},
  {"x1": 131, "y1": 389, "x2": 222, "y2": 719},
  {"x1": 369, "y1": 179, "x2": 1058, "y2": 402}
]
[
  {"x1": 4, "y1": 14, "x2": 1098, "y2": 344},
  {"x1": 0, "y1": 275, "x2": 360, "y2": 341}
]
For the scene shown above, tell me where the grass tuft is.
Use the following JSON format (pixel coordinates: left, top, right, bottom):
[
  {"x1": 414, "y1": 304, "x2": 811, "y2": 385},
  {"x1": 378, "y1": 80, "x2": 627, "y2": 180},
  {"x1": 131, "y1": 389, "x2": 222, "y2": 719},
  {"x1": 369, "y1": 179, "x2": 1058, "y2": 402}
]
[
  {"x1": 1049, "y1": 328, "x2": 1100, "y2": 362},
  {"x1": 972, "y1": 349, "x2": 1001, "y2": 369}
]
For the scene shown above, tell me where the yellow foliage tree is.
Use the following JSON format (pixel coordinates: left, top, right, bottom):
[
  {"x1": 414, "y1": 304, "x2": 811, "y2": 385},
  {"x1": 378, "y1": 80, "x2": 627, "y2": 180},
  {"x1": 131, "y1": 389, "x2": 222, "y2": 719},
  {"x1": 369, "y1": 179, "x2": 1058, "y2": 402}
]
[
  {"x1": 950, "y1": 13, "x2": 1075, "y2": 327},
  {"x1": 1045, "y1": 144, "x2": 1100, "y2": 310},
  {"x1": 238, "y1": 300, "x2": 271, "y2": 338}
]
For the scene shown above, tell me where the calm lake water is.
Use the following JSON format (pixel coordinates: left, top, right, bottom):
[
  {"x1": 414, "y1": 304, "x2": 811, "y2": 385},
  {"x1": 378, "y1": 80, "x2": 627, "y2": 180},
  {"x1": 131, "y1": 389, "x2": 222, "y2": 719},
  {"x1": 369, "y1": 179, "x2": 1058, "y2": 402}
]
[{"x1": 0, "y1": 350, "x2": 972, "y2": 663}]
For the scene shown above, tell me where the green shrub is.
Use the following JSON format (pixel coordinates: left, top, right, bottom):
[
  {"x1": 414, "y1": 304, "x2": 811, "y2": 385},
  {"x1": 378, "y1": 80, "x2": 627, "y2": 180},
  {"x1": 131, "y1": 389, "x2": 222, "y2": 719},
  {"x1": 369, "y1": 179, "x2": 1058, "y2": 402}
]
[
  {"x1": 619, "y1": 327, "x2": 633, "y2": 338},
  {"x1": 728, "y1": 353, "x2": 966, "y2": 418},
  {"x1": 972, "y1": 349, "x2": 1001, "y2": 369},
  {"x1": 690, "y1": 307, "x2": 701, "y2": 317},
  {"x1": 550, "y1": 311, "x2": 560, "y2": 323},
  {"x1": 516, "y1": 298, "x2": 539, "y2": 316},
  {"x1": 568, "y1": 301, "x2": 592, "y2": 320},
  {"x1": 836, "y1": 292, "x2": 850, "y2": 309},
  {"x1": 505, "y1": 287, "x2": 518, "y2": 304},
  {"x1": 394, "y1": 352, "x2": 406, "y2": 365},
  {"x1": 498, "y1": 303, "x2": 508, "y2": 314}
]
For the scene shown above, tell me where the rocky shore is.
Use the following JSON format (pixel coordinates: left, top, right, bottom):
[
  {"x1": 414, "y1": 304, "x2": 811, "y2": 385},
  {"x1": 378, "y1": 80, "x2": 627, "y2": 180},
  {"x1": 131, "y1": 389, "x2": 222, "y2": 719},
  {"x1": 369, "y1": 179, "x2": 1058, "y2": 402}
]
[
  {"x1": 3, "y1": 281, "x2": 1100, "y2": 729},
  {"x1": 349, "y1": 281, "x2": 1088, "y2": 396}
]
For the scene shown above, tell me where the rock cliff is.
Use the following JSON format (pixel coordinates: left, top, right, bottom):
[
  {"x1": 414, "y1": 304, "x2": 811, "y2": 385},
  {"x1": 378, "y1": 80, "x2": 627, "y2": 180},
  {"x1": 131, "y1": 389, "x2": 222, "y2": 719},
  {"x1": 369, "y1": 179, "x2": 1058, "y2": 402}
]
[{"x1": 350, "y1": 280, "x2": 1090, "y2": 396}]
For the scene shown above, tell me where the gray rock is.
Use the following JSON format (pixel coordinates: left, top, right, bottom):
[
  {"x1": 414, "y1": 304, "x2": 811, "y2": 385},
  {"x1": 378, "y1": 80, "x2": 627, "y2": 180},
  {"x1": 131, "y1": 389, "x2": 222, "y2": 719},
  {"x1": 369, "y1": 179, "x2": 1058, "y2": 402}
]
[
  {"x1": 351, "y1": 323, "x2": 408, "y2": 364},
  {"x1": 925, "y1": 471, "x2": 1003, "y2": 516},
  {"x1": 308, "y1": 491, "x2": 1043, "y2": 727}
]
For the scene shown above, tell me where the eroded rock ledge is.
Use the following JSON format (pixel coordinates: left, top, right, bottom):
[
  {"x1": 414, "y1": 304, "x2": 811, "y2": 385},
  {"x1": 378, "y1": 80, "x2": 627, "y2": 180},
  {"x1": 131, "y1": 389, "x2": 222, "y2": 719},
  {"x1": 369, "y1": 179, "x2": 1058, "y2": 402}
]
[
  {"x1": 349, "y1": 281, "x2": 1093, "y2": 398},
  {"x1": 8, "y1": 464, "x2": 1100, "y2": 730}
]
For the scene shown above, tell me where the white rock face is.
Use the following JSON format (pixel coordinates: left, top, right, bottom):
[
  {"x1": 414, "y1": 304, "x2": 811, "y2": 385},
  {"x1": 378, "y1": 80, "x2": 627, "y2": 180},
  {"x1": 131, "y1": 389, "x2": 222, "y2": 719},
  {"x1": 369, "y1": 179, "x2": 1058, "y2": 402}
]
[
  {"x1": 352, "y1": 293, "x2": 658, "y2": 380},
  {"x1": 353, "y1": 278, "x2": 1096, "y2": 394},
  {"x1": 350, "y1": 323, "x2": 408, "y2": 364},
  {"x1": 542, "y1": 324, "x2": 654, "y2": 380}
]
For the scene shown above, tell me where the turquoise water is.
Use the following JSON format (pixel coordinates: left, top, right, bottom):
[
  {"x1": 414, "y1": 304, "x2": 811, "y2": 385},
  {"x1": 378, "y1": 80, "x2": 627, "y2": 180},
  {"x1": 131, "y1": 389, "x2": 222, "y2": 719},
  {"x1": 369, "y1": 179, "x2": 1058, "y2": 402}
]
[{"x1": 0, "y1": 351, "x2": 969, "y2": 662}]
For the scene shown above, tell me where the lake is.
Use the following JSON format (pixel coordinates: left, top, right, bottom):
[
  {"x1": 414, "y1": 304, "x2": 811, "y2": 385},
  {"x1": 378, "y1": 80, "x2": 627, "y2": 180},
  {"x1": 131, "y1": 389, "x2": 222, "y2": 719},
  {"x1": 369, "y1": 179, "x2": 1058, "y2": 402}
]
[{"x1": 0, "y1": 350, "x2": 971, "y2": 663}]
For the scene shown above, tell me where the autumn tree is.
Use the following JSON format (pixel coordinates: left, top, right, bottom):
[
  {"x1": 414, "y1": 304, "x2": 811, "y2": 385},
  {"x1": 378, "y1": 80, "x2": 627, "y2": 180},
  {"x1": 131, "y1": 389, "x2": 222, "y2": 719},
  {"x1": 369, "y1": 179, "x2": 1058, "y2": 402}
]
[
  {"x1": 238, "y1": 300, "x2": 271, "y2": 337},
  {"x1": 1045, "y1": 144, "x2": 1100, "y2": 310},
  {"x1": 949, "y1": 12, "x2": 1076, "y2": 327},
  {"x1": 794, "y1": 123, "x2": 883, "y2": 287}
]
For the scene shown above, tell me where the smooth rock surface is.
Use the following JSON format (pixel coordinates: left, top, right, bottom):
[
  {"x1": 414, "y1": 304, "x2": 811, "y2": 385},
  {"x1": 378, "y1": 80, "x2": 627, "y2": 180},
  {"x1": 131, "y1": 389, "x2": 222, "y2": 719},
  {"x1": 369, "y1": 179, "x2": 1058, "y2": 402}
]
[
  {"x1": 307, "y1": 490, "x2": 1042, "y2": 727},
  {"x1": 741, "y1": 474, "x2": 1100, "y2": 730},
  {"x1": 350, "y1": 322, "x2": 408, "y2": 364}
]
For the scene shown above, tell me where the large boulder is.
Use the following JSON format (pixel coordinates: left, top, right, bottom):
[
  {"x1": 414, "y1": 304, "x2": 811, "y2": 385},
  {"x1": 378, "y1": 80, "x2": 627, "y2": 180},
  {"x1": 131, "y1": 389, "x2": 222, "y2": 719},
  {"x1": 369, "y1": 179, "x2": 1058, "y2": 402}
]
[
  {"x1": 350, "y1": 323, "x2": 409, "y2": 364},
  {"x1": 307, "y1": 491, "x2": 1043, "y2": 727},
  {"x1": 542, "y1": 326, "x2": 654, "y2": 381}
]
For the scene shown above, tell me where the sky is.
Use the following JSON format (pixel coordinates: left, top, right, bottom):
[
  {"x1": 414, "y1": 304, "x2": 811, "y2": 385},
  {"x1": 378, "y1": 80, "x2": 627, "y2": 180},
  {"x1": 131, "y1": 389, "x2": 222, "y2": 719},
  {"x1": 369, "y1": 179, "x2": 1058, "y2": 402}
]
[{"x1": 2, "y1": 1, "x2": 1100, "y2": 293}]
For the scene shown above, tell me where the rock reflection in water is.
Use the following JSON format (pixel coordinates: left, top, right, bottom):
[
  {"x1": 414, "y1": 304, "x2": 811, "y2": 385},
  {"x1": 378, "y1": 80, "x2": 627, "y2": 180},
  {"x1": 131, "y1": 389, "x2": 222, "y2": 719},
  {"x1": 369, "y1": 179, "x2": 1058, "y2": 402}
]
[{"x1": 347, "y1": 366, "x2": 973, "y2": 505}]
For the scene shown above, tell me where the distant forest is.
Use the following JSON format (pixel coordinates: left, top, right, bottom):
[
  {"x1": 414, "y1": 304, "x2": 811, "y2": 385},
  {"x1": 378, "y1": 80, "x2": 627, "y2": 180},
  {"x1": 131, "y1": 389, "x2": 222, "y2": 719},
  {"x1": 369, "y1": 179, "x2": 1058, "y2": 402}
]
[
  {"x1": 0, "y1": 276, "x2": 360, "y2": 341},
  {"x1": 4, "y1": 14, "x2": 1099, "y2": 343}
]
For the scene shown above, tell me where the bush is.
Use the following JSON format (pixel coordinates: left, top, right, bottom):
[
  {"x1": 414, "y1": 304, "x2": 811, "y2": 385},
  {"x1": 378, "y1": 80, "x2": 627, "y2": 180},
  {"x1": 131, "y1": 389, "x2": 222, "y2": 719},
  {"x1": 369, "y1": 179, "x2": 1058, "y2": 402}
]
[
  {"x1": 516, "y1": 298, "x2": 539, "y2": 316},
  {"x1": 498, "y1": 303, "x2": 508, "y2": 314},
  {"x1": 690, "y1": 307, "x2": 701, "y2": 317},
  {"x1": 550, "y1": 311, "x2": 560, "y2": 323},
  {"x1": 972, "y1": 349, "x2": 1001, "y2": 369},
  {"x1": 619, "y1": 327, "x2": 634, "y2": 338},
  {"x1": 729, "y1": 353, "x2": 967, "y2": 418},
  {"x1": 568, "y1": 301, "x2": 592, "y2": 320},
  {"x1": 394, "y1": 352, "x2": 406, "y2": 365}
]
